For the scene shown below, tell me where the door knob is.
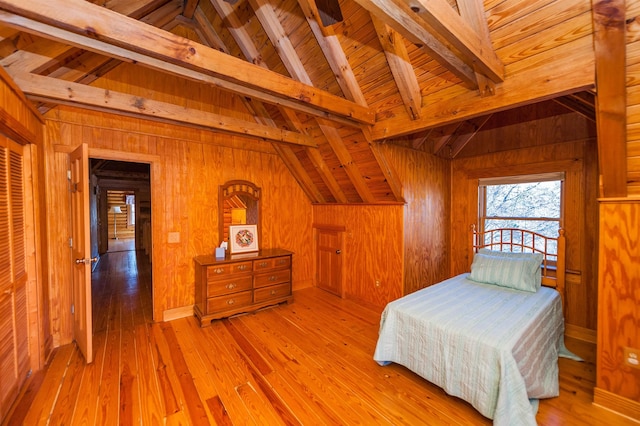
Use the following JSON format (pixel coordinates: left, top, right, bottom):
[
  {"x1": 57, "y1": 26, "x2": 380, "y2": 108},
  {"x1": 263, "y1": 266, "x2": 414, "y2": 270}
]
[
  {"x1": 75, "y1": 257, "x2": 98, "y2": 265},
  {"x1": 335, "y1": 249, "x2": 341, "y2": 254}
]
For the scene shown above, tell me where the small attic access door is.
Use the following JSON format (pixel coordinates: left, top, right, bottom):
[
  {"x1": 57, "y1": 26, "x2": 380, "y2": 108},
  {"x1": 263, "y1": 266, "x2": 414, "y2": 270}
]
[{"x1": 314, "y1": 224, "x2": 344, "y2": 297}]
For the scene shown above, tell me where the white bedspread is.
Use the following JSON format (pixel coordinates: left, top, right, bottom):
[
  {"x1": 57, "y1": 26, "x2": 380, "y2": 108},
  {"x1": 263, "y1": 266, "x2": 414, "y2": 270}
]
[{"x1": 373, "y1": 273, "x2": 566, "y2": 426}]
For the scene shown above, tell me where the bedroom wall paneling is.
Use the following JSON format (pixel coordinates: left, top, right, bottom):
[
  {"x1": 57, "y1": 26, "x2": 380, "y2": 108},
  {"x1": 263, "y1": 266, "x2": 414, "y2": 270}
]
[
  {"x1": 595, "y1": 200, "x2": 640, "y2": 419},
  {"x1": 451, "y1": 139, "x2": 599, "y2": 331},
  {"x1": 312, "y1": 204, "x2": 404, "y2": 308},
  {"x1": 43, "y1": 106, "x2": 313, "y2": 346},
  {"x1": 377, "y1": 143, "x2": 451, "y2": 295},
  {"x1": 627, "y1": 0, "x2": 640, "y2": 197}
]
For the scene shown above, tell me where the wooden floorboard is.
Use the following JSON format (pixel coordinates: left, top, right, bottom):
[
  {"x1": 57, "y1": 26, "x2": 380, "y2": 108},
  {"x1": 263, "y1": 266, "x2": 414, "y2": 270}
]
[{"x1": 4, "y1": 249, "x2": 638, "y2": 425}]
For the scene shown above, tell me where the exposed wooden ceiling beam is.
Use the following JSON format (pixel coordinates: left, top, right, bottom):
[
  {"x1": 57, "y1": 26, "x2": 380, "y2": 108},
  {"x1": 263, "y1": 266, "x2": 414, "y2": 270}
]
[
  {"x1": 352, "y1": 0, "x2": 502, "y2": 89},
  {"x1": 447, "y1": 115, "x2": 491, "y2": 158},
  {"x1": 198, "y1": 0, "x2": 329, "y2": 203},
  {"x1": 457, "y1": 0, "x2": 496, "y2": 97},
  {"x1": 242, "y1": 94, "x2": 327, "y2": 203},
  {"x1": 297, "y1": 0, "x2": 367, "y2": 106},
  {"x1": 431, "y1": 122, "x2": 460, "y2": 155},
  {"x1": 395, "y1": 0, "x2": 503, "y2": 83},
  {"x1": 11, "y1": 72, "x2": 317, "y2": 146},
  {"x1": 372, "y1": 36, "x2": 595, "y2": 140},
  {"x1": 592, "y1": 0, "x2": 627, "y2": 198},
  {"x1": 317, "y1": 118, "x2": 375, "y2": 203},
  {"x1": 1, "y1": 0, "x2": 184, "y2": 114},
  {"x1": 182, "y1": 0, "x2": 200, "y2": 19},
  {"x1": 371, "y1": 15, "x2": 421, "y2": 120},
  {"x1": 553, "y1": 93, "x2": 596, "y2": 122},
  {"x1": 0, "y1": 0, "x2": 375, "y2": 125},
  {"x1": 248, "y1": 0, "x2": 311, "y2": 84},
  {"x1": 247, "y1": 0, "x2": 384, "y2": 203},
  {"x1": 192, "y1": 7, "x2": 227, "y2": 52}
]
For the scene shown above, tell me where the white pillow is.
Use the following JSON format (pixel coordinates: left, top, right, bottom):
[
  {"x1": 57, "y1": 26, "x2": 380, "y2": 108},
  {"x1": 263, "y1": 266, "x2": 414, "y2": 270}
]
[
  {"x1": 478, "y1": 249, "x2": 543, "y2": 286},
  {"x1": 470, "y1": 250, "x2": 543, "y2": 292}
]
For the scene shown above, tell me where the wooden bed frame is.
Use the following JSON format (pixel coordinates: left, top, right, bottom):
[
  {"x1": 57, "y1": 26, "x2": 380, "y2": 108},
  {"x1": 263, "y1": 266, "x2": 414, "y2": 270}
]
[{"x1": 472, "y1": 226, "x2": 566, "y2": 309}]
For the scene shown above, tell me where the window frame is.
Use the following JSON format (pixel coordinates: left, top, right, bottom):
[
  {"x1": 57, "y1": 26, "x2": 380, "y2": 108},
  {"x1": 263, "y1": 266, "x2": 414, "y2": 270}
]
[{"x1": 477, "y1": 172, "x2": 565, "y2": 245}]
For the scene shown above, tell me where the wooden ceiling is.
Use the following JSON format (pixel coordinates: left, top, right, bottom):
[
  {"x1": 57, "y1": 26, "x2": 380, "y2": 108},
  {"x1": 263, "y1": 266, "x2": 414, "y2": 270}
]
[{"x1": 0, "y1": 0, "x2": 595, "y2": 204}]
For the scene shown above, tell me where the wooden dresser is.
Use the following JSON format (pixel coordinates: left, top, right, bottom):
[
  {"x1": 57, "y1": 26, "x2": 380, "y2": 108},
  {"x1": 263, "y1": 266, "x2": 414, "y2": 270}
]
[{"x1": 193, "y1": 248, "x2": 293, "y2": 326}]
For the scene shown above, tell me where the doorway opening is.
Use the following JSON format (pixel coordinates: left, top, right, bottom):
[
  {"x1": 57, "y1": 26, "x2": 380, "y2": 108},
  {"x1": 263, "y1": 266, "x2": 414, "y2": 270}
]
[
  {"x1": 89, "y1": 159, "x2": 151, "y2": 262},
  {"x1": 88, "y1": 159, "x2": 152, "y2": 331}
]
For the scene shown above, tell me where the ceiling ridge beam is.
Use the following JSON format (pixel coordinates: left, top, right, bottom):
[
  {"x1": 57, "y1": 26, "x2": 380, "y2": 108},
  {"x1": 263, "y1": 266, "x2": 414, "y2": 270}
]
[{"x1": 0, "y1": 0, "x2": 374, "y2": 125}]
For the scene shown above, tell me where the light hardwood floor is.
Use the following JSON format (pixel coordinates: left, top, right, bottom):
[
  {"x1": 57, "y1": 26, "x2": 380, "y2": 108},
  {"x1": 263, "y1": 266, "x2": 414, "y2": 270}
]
[{"x1": 4, "y1": 250, "x2": 637, "y2": 425}]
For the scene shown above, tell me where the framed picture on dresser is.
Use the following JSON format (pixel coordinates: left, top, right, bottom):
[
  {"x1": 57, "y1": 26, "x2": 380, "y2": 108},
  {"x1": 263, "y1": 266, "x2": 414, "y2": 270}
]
[{"x1": 229, "y1": 224, "x2": 259, "y2": 253}]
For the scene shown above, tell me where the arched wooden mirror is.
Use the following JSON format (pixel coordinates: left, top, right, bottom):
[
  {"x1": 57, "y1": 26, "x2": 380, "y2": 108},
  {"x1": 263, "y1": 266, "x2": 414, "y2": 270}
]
[{"x1": 219, "y1": 180, "x2": 261, "y2": 246}]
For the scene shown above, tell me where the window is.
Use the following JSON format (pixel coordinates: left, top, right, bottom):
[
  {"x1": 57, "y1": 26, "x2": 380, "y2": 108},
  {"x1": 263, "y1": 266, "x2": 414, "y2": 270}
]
[{"x1": 478, "y1": 172, "x2": 563, "y2": 255}]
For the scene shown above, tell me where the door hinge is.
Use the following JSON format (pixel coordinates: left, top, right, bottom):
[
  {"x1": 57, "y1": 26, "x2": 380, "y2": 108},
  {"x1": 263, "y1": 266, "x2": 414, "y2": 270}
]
[
  {"x1": 67, "y1": 170, "x2": 71, "y2": 180},
  {"x1": 69, "y1": 237, "x2": 73, "y2": 248},
  {"x1": 71, "y1": 304, "x2": 75, "y2": 315}
]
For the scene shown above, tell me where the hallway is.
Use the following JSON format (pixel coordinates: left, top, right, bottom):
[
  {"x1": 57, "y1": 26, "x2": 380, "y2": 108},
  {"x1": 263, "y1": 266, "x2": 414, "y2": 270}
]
[{"x1": 106, "y1": 237, "x2": 136, "y2": 253}]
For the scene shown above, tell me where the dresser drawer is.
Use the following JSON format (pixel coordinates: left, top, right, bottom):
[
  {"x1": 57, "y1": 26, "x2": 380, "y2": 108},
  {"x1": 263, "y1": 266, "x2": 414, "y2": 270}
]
[
  {"x1": 254, "y1": 283, "x2": 291, "y2": 303},
  {"x1": 254, "y1": 269, "x2": 291, "y2": 288},
  {"x1": 206, "y1": 290, "x2": 252, "y2": 313},
  {"x1": 253, "y1": 256, "x2": 291, "y2": 272},
  {"x1": 207, "y1": 261, "x2": 252, "y2": 280},
  {"x1": 207, "y1": 275, "x2": 253, "y2": 298}
]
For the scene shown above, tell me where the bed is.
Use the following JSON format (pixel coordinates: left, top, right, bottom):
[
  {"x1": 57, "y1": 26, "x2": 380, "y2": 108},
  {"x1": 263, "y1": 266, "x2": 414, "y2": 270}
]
[{"x1": 373, "y1": 227, "x2": 578, "y2": 426}]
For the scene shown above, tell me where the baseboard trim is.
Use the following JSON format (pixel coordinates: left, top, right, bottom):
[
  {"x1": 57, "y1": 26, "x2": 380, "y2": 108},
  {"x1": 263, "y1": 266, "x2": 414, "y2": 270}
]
[
  {"x1": 594, "y1": 387, "x2": 640, "y2": 422},
  {"x1": 163, "y1": 305, "x2": 194, "y2": 322},
  {"x1": 565, "y1": 324, "x2": 596, "y2": 343}
]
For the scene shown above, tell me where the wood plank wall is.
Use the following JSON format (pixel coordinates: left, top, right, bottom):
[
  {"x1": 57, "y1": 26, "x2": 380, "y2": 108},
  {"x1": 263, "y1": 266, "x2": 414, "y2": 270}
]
[
  {"x1": 378, "y1": 143, "x2": 451, "y2": 295},
  {"x1": 595, "y1": 200, "x2": 640, "y2": 414},
  {"x1": 628, "y1": 1, "x2": 640, "y2": 196},
  {"x1": 592, "y1": 2, "x2": 640, "y2": 419},
  {"x1": 312, "y1": 204, "x2": 404, "y2": 307},
  {"x1": 43, "y1": 105, "x2": 313, "y2": 347},
  {"x1": 451, "y1": 133, "x2": 599, "y2": 331}
]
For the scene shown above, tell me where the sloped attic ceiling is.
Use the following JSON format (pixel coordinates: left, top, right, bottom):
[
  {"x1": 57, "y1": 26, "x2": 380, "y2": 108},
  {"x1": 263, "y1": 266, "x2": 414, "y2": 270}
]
[{"x1": 0, "y1": 0, "x2": 595, "y2": 204}]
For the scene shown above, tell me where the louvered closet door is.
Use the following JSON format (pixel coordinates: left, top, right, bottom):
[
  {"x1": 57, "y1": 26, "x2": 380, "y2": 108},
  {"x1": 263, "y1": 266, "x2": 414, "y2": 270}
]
[{"x1": 0, "y1": 137, "x2": 29, "y2": 421}]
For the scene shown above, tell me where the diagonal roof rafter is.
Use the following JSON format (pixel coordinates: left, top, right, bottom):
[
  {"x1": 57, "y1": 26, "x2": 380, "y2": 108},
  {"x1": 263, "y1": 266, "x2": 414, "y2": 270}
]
[{"x1": 0, "y1": 0, "x2": 375, "y2": 126}]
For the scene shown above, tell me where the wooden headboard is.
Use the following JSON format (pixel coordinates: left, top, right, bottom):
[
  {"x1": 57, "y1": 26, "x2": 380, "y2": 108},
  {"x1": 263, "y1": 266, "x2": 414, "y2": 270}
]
[{"x1": 472, "y1": 226, "x2": 566, "y2": 309}]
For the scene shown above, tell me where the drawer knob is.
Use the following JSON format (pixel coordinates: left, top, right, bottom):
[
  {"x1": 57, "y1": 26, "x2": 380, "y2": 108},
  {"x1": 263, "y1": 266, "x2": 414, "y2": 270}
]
[
  {"x1": 227, "y1": 299, "x2": 235, "y2": 305},
  {"x1": 269, "y1": 275, "x2": 277, "y2": 281},
  {"x1": 270, "y1": 290, "x2": 277, "y2": 295},
  {"x1": 214, "y1": 268, "x2": 224, "y2": 274},
  {"x1": 237, "y1": 265, "x2": 247, "y2": 271},
  {"x1": 226, "y1": 283, "x2": 237, "y2": 289},
  {"x1": 259, "y1": 261, "x2": 268, "y2": 268}
]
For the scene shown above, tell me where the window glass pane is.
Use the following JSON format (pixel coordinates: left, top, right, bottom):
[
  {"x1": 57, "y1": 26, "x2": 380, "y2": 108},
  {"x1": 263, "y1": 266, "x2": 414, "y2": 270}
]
[{"x1": 485, "y1": 181, "x2": 561, "y2": 218}]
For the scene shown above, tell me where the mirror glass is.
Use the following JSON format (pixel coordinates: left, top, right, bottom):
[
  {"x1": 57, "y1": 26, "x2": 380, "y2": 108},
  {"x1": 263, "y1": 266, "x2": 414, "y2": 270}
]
[{"x1": 219, "y1": 180, "x2": 261, "y2": 245}]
